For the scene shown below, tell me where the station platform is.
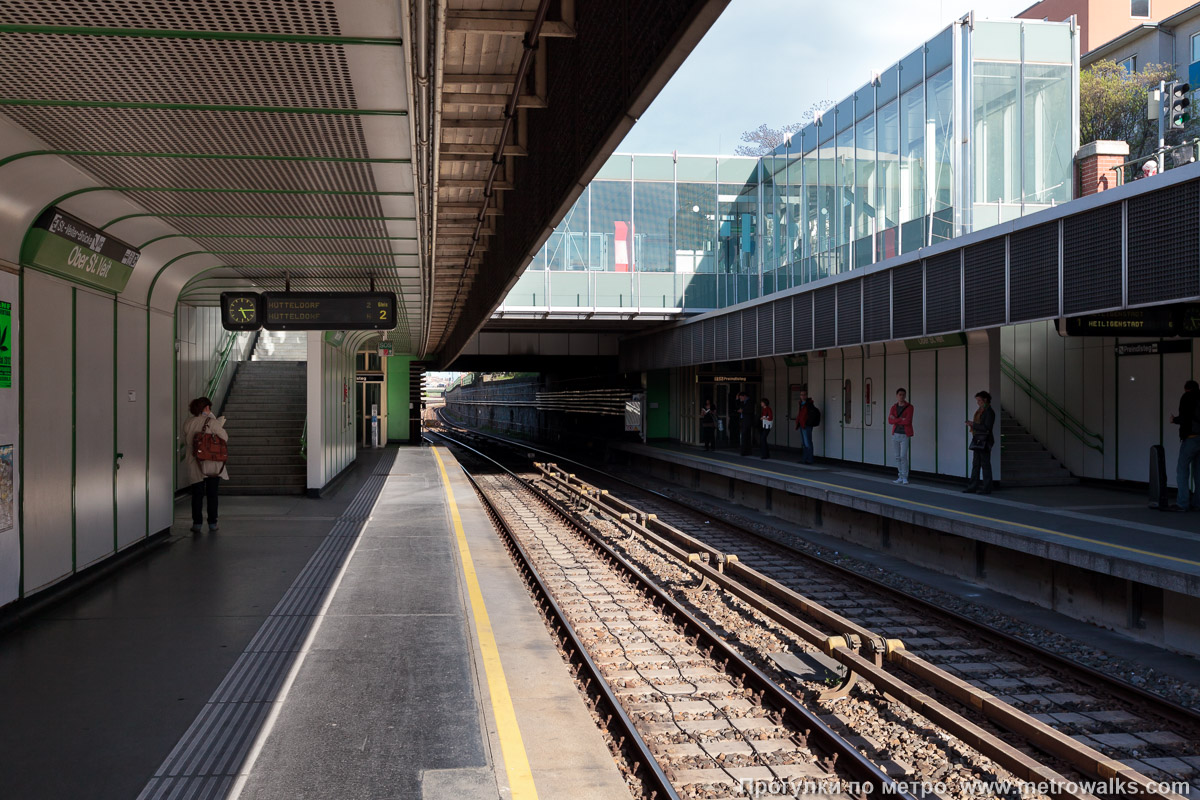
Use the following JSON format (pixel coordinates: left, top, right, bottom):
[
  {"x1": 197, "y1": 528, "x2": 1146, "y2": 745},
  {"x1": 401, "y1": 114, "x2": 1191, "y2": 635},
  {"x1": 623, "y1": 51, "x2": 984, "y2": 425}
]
[
  {"x1": 0, "y1": 445, "x2": 627, "y2": 800},
  {"x1": 613, "y1": 442, "x2": 1200, "y2": 601}
]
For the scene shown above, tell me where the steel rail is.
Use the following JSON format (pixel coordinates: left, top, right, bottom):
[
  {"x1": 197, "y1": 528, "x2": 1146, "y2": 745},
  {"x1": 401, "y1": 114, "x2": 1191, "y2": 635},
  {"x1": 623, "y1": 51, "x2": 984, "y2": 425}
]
[
  {"x1": 432, "y1": 416, "x2": 1198, "y2": 799},
  {"x1": 427, "y1": 429, "x2": 915, "y2": 799},
  {"x1": 429, "y1": 438, "x2": 678, "y2": 800},
  {"x1": 435, "y1": 411, "x2": 1200, "y2": 734}
]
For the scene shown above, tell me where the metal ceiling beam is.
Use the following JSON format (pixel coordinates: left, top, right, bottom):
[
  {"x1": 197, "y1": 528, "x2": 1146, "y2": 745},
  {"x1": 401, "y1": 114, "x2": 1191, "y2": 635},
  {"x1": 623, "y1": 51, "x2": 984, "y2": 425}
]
[
  {"x1": 445, "y1": 11, "x2": 575, "y2": 38},
  {"x1": 438, "y1": 204, "x2": 501, "y2": 215},
  {"x1": 100, "y1": 212, "x2": 416, "y2": 231},
  {"x1": 441, "y1": 93, "x2": 546, "y2": 109},
  {"x1": 438, "y1": 180, "x2": 512, "y2": 190},
  {"x1": 440, "y1": 143, "x2": 527, "y2": 156},
  {"x1": 443, "y1": 74, "x2": 519, "y2": 85},
  {"x1": 0, "y1": 149, "x2": 411, "y2": 169},
  {"x1": 440, "y1": 119, "x2": 505, "y2": 129}
]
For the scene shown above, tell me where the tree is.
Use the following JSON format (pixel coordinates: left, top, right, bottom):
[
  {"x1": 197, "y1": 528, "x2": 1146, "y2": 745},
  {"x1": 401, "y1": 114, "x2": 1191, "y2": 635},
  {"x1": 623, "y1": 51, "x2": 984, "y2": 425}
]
[
  {"x1": 734, "y1": 101, "x2": 835, "y2": 156},
  {"x1": 1080, "y1": 59, "x2": 1178, "y2": 159}
]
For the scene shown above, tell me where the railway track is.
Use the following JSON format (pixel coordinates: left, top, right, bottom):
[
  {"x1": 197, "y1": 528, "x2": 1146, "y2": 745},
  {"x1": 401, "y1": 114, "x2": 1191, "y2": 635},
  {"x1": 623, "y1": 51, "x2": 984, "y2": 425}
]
[{"x1": 431, "y1": 417, "x2": 1200, "y2": 798}]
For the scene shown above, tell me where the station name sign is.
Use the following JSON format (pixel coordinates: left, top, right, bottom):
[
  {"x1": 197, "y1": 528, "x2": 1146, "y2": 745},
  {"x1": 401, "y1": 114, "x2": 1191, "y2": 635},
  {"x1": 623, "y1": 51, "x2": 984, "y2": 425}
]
[
  {"x1": 221, "y1": 291, "x2": 397, "y2": 332},
  {"x1": 1065, "y1": 305, "x2": 1200, "y2": 338},
  {"x1": 21, "y1": 208, "x2": 140, "y2": 293}
]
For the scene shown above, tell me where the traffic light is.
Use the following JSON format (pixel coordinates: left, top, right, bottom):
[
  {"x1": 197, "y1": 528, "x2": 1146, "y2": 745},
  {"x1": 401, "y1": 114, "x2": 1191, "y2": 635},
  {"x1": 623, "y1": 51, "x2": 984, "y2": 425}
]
[{"x1": 1169, "y1": 81, "x2": 1191, "y2": 129}]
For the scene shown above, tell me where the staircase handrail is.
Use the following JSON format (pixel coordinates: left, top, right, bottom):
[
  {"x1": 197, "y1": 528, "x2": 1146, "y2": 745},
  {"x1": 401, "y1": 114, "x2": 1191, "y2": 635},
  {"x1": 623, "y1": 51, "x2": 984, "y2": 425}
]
[
  {"x1": 300, "y1": 421, "x2": 307, "y2": 461},
  {"x1": 999, "y1": 355, "x2": 1103, "y2": 453},
  {"x1": 205, "y1": 330, "x2": 242, "y2": 404}
]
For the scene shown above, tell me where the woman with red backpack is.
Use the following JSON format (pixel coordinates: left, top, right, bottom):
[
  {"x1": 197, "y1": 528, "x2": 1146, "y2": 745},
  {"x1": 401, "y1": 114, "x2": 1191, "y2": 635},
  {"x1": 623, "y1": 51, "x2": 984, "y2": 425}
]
[{"x1": 183, "y1": 396, "x2": 229, "y2": 533}]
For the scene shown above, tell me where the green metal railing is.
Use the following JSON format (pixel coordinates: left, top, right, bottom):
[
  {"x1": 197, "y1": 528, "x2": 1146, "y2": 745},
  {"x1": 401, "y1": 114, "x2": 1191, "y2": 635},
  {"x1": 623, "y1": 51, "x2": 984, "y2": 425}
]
[
  {"x1": 300, "y1": 421, "x2": 307, "y2": 461},
  {"x1": 1000, "y1": 355, "x2": 1103, "y2": 452},
  {"x1": 205, "y1": 330, "x2": 242, "y2": 406}
]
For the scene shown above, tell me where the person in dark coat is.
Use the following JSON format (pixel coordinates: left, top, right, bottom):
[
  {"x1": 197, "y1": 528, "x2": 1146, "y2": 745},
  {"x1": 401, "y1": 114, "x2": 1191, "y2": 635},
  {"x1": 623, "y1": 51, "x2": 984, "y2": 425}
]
[
  {"x1": 699, "y1": 399, "x2": 717, "y2": 452},
  {"x1": 963, "y1": 390, "x2": 996, "y2": 494},
  {"x1": 1168, "y1": 379, "x2": 1200, "y2": 511},
  {"x1": 794, "y1": 388, "x2": 817, "y2": 465},
  {"x1": 738, "y1": 391, "x2": 754, "y2": 456}
]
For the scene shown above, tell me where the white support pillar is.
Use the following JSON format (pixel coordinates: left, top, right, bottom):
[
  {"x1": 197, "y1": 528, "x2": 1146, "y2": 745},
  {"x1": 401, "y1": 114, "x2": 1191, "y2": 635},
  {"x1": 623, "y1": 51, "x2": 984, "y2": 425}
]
[{"x1": 306, "y1": 331, "x2": 325, "y2": 492}]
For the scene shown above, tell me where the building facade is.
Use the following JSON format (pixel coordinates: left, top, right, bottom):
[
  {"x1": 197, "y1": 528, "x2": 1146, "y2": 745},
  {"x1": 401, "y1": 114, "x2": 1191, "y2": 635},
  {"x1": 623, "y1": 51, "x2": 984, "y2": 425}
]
[{"x1": 500, "y1": 16, "x2": 1079, "y2": 316}]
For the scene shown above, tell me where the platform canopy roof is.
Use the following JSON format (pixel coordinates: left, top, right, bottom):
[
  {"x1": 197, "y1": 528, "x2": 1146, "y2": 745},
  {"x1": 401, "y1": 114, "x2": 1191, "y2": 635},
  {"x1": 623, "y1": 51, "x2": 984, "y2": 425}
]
[{"x1": 0, "y1": 0, "x2": 727, "y2": 365}]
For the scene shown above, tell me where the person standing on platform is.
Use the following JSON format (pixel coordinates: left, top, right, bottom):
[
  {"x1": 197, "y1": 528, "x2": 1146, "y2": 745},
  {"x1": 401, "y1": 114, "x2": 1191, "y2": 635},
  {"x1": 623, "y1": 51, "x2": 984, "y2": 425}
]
[
  {"x1": 759, "y1": 398, "x2": 774, "y2": 459},
  {"x1": 964, "y1": 390, "x2": 996, "y2": 495},
  {"x1": 699, "y1": 399, "x2": 717, "y2": 452},
  {"x1": 738, "y1": 390, "x2": 754, "y2": 456},
  {"x1": 1168, "y1": 379, "x2": 1200, "y2": 511},
  {"x1": 794, "y1": 389, "x2": 819, "y2": 465},
  {"x1": 183, "y1": 396, "x2": 229, "y2": 533},
  {"x1": 888, "y1": 388, "x2": 914, "y2": 485}
]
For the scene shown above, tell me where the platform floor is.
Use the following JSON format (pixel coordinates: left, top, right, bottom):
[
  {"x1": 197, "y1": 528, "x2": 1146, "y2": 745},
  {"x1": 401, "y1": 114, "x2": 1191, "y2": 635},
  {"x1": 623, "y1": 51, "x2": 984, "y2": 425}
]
[
  {"x1": 0, "y1": 445, "x2": 627, "y2": 800},
  {"x1": 615, "y1": 442, "x2": 1200, "y2": 597}
]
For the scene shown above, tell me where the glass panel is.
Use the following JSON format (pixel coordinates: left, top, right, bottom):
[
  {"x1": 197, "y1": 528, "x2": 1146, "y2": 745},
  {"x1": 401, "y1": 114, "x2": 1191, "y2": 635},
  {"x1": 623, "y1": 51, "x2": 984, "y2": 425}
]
[
  {"x1": 550, "y1": 272, "x2": 589, "y2": 306},
  {"x1": 900, "y1": 46, "x2": 924, "y2": 91},
  {"x1": 836, "y1": 97, "x2": 854, "y2": 131},
  {"x1": 930, "y1": 67, "x2": 954, "y2": 241},
  {"x1": 633, "y1": 155, "x2": 675, "y2": 180},
  {"x1": 548, "y1": 190, "x2": 588, "y2": 270},
  {"x1": 760, "y1": 157, "x2": 776, "y2": 277},
  {"x1": 816, "y1": 139, "x2": 836, "y2": 279},
  {"x1": 638, "y1": 273, "x2": 677, "y2": 307},
  {"x1": 878, "y1": 64, "x2": 899, "y2": 106},
  {"x1": 854, "y1": 110, "x2": 876, "y2": 243},
  {"x1": 676, "y1": 156, "x2": 717, "y2": 181},
  {"x1": 1132, "y1": 0, "x2": 1149, "y2": 17},
  {"x1": 855, "y1": 83, "x2": 875, "y2": 120},
  {"x1": 633, "y1": 181, "x2": 675, "y2": 272},
  {"x1": 819, "y1": 118, "x2": 835, "y2": 145},
  {"x1": 786, "y1": 152, "x2": 805, "y2": 273},
  {"x1": 594, "y1": 155, "x2": 632, "y2": 180},
  {"x1": 836, "y1": 125, "x2": 855, "y2": 269},
  {"x1": 1192, "y1": 32, "x2": 1200, "y2": 64},
  {"x1": 877, "y1": 98, "x2": 900, "y2": 260},
  {"x1": 1023, "y1": 63, "x2": 1073, "y2": 204},
  {"x1": 505, "y1": 272, "x2": 544, "y2": 306},
  {"x1": 927, "y1": 27, "x2": 953, "y2": 76},
  {"x1": 676, "y1": 181, "x2": 717, "y2": 273},
  {"x1": 590, "y1": 181, "x2": 631, "y2": 271},
  {"x1": 718, "y1": 157, "x2": 758, "y2": 183},
  {"x1": 972, "y1": 61, "x2": 1021, "y2": 206},
  {"x1": 972, "y1": 20, "x2": 1021, "y2": 61},
  {"x1": 900, "y1": 83, "x2": 926, "y2": 226},
  {"x1": 595, "y1": 272, "x2": 634, "y2": 307},
  {"x1": 1023, "y1": 22, "x2": 1072, "y2": 63},
  {"x1": 772, "y1": 158, "x2": 788, "y2": 275},
  {"x1": 682, "y1": 273, "x2": 717, "y2": 309}
]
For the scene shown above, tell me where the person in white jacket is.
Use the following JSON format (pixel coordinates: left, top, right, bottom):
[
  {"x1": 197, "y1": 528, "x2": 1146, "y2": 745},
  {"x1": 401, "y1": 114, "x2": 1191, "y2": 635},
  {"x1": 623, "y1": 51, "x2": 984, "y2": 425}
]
[{"x1": 182, "y1": 396, "x2": 229, "y2": 533}]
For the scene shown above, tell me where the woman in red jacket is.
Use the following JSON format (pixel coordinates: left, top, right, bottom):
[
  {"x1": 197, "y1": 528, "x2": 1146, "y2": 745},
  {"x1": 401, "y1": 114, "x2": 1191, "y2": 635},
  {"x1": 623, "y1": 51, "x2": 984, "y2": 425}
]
[
  {"x1": 759, "y1": 398, "x2": 774, "y2": 459},
  {"x1": 887, "y1": 388, "x2": 914, "y2": 485}
]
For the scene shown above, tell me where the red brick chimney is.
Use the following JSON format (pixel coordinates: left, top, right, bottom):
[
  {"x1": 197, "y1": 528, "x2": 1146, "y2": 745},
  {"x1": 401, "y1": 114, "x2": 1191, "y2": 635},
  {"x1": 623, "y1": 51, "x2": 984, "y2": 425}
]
[{"x1": 1076, "y1": 141, "x2": 1130, "y2": 196}]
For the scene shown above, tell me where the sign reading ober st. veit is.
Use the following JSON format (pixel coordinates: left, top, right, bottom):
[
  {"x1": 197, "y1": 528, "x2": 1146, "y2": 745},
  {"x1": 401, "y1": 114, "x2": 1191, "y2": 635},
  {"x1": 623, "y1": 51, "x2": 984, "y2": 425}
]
[{"x1": 20, "y1": 208, "x2": 140, "y2": 294}]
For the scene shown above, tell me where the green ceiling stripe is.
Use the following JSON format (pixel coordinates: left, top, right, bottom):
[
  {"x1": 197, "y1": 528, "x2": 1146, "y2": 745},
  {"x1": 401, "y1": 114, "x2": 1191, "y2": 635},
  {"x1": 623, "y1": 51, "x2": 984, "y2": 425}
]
[
  {"x1": 0, "y1": 98, "x2": 407, "y2": 116},
  {"x1": 0, "y1": 149, "x2": 412, "y2": 169},
  {"x1": 138, "y1": 233, "x2": 418, "y2": 248},
  {"x1": 46, "y1": 187, "x2": 414, "y2": 214},
  {"x1": 100, "y1": 212, "x2": 418, "y2": 231},
  {"x1": 0, "y1": 23, "x2": 402, "y2": 47}
]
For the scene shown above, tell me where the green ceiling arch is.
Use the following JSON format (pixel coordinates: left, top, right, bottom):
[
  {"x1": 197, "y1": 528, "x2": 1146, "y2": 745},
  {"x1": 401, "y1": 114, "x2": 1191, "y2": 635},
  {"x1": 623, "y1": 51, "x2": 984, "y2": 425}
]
[
  {"x1": 0, "y1": 23, "x2": 403, "y2": 47},
  {"x1": 0, "y1": 149, "x2": 412, "y2": 169}
]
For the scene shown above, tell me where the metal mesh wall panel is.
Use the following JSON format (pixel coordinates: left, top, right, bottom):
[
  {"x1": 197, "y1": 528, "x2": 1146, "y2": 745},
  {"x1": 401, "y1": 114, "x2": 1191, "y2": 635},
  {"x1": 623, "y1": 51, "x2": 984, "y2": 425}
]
[
  {"x1": 964, "y1": 239, "x2": 1006, "y2": 328},
  {"x1": 1128, "y1": 181, "x2": 1200, "y2": 304},
  {"x1": 1008, "y1": 223, "x2": 1059, "y2": 322},
  {"x1": 1063, "y1": 204, "x2": 1122, "y2": 314},
  {"x1": 757, "y1": 305, "x2": 773, "y2": 356},
  {"x1": 715, "y1": 315, "x2": 729, "y2": 362},
  {"x1": 793, "y1": 293, "x2": 814, "y2": 352},
  {"x1": 773, "y1": 299, "x2": 792, "y2": 353},
  {"x1": 837, "y1": 279, "x2": 862, "y2": 345},
  {"x1": 703, "y1": 318, "x2": 716, "y2": 364},
  {"x1": 891, "y1": 262, "x2": 923, "y2": 339},
  {"x1": 814, "y1": 286, "x2": 837, "y2": 349},
  {"x1": 671, "y1": 329, "x2": 683, "y2": 367},
  {"x1": 863, "y1": 270, "x2": 890, "y2": 342},
  {"x1": 925, "y1": 252, "x2": 961, "y2": 334},
  {"x1": 689, "y1": 324, "x2": 702, "y2": 365},
  {"x1": 740, "y1": 309, "x2": 756, "y2": 359}
]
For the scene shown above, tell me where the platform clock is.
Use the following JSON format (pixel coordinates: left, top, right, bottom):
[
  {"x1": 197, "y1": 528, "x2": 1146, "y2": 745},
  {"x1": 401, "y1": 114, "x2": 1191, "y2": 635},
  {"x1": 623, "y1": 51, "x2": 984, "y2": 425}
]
[{"x1": 220, "y1": 292, "x2": 263, "y2": 331}]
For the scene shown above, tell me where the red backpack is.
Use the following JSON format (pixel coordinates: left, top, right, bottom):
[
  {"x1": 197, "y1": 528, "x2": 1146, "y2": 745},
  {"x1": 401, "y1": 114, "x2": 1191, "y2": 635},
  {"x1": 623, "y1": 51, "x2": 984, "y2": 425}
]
[{"x1": 193, "y1": 419, "x2": 227, "y2": 463}]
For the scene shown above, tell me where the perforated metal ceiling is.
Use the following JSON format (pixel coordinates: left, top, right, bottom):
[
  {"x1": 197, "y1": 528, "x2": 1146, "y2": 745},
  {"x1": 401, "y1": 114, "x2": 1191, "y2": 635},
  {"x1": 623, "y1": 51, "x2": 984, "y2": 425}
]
[{"x1": 0, "y1": 0, "x2": 422, "y2": 353}]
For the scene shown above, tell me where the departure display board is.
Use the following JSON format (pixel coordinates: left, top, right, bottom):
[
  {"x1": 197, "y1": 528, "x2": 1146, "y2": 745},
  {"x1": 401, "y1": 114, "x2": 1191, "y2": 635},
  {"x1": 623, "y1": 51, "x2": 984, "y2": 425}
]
[
  {"x1": 262, "y1": 292, "x2": 397, "y2": 331},
  {"x1": 1065, "y1": 304, "x2": 1200, "y2": 337}
]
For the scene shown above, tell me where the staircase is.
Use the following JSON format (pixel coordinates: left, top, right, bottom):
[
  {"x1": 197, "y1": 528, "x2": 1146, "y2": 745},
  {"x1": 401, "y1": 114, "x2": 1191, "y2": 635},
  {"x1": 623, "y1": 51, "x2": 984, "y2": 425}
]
[
  {"x1": 1000, "y1": 409, "x2": 1077, "y2": 487},
  {"x1": 221, "y1": 332, "x2": 308, "y2": 495}
]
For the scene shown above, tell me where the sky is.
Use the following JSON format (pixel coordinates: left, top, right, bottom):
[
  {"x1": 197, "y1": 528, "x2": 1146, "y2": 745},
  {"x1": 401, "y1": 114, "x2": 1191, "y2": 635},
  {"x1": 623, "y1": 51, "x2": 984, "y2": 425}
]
[{"x1": 617, "y1": 0, "x2": 1040, "y2": 155}]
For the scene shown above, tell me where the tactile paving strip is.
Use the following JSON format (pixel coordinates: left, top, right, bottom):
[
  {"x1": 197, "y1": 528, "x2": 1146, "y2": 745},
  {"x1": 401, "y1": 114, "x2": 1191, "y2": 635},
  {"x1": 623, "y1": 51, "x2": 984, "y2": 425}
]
[{"x1": 137, "y1": 450, "x2": 399, "y2": 800}]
